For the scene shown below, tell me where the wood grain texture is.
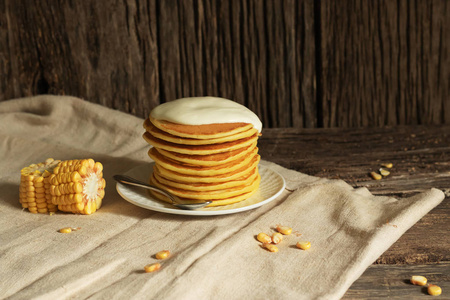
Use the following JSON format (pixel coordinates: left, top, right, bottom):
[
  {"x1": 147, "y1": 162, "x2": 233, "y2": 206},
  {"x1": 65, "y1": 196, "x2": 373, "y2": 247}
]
[
  {"x1": 0, "y1": 1, "x2": 448, "y2": 127},
  {"x1": 344, "y1": 262, "x2": 450, "y2": 299},
  {"x1": 320, "y1": 0, "x2": 449, "y2": 128},
  {"x1": 260, "y1": 125, "x2": 450, "y2": 298},
  {"x1": 1, "y1": 0, "x2": 159, "y2": 118},
  {"x1": 258, "y1": 125, "x2": 450, "y2": 264},
  {"x1": 0, "y1": 0, "x2": 317, "y2": 126},
  {"x1": 157, "y1": 0, "x2": 316, "y2": 128}
]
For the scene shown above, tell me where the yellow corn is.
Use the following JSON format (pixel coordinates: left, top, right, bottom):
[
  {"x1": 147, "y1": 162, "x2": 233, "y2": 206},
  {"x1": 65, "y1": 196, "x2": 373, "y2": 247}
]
[
  {"x1": 381, "y1": 163, "x2": 393, "y2": 169},
  {"x1": 410, "y1": 275, "x2": 427, "y2": 286},
  {"x1": 20, "y1": 158, "x2": 60, "y2": 214},
  {"x1": 155, "y1": 250, "x2": 171, "y2": 260},
  {"x1": 276, "y1": 225, "x2": 292, "y2": 235},
  {"x1": 144, "y1": 263, "x2": 161, "y2": 273},
  {"x1": 296, "y1": 241, "x2": 311, "y2": 250},
  {"x1": 428, "y1": 284, "x2": 442, "y2": 296},
  {"x1": 50, "y1": 159, "x2": 106, "y2": 215},
  {"x1": 262, "y1": 243, "x2": 278, "y2": 252},
  {"x1": 379, "y1": 168, "x2": 390, "y2": 176},
  {"x1": 370, "y1": 171, "x2": 382, "y2": 180},
  {"x1": 257, "y1": 232, "x2": 272, "y2": 244},
  {"x1": 272, "y1": 232, "x2": 283, "y2": 244},
  {"x1": 59, "y1": 227, "x2": 73, "y2": 233}
]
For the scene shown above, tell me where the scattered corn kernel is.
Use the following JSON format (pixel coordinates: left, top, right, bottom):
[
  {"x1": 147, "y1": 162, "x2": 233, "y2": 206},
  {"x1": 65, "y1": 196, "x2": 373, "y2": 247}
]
[
  {"x1": 379, "y1": 168, "x2": 390, "y2": 176},
  {"x1": 276, "y1": 225, "x2": 292, "y2": 235},
  {"x1": 155, "y1": 250, "x2": 171, "y2": 260},
  {"x1": 144, "y1": 263, "x2": 161, "y2": 273},
  {"x1": 428, "y1": 284, "x2": 442, "y2": 296},
  {"x1": 296, "y1": 241, "x2": 311, "y2": 250},
  {"x1": 262, "y1": 243, "x2": 278, "y2": 252},
  {"x1": 272, "y1": 232, "x2": 283, "y2": 244},
  {"x1": 381, "y1": 163, "x2": 393, "y2": 169},
  {"x1": 257, "y1": 232, "x2": 272, "y2": 244},
  {"x1": 59, "y1": 227, "x2": 72, "y2": 233},
  {"x1": 370, "y1": 171, "x2": 382, "y2": 180},
  {"x1": 410, "y1": 275, "x2": 427, "y2": 286}
]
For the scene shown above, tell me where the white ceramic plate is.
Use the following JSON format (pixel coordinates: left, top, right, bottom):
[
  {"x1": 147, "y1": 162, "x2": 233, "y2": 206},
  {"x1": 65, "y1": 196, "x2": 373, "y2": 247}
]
[{"x1": 116, "y1": 163, "x2": 285, "y2": 216}]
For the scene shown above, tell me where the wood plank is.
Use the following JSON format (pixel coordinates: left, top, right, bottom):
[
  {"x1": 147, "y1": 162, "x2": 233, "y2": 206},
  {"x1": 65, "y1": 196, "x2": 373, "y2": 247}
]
[
  {"x1": 258, "y1": 126, "x2": 450, "y2": 263},
  {"x1": 344, "y1": 262, "x2": 450, "y2": 299},
  {"x1": 259, "y1": 126, "x2": 450, "y2": 186},
  {"x1": 1, "y1": 1, "x2": 41, "y2": 98},
  {"x1": 0, "y1": 1, "x2": 16, "y2": 98},
  {"x1": 320, "y1": 0, "x2": 449, "y2": 127},
  {"x1": 1, "y1": 0, "x2": 159, "y2": 118},
  {"x1": 1, "y1": 1, "x2": 447, "y2": 127},
  {"x1": 235, "y1": 0, "x2": 267, "y2": 124},
  {"x1": 141, "y1": 0, "x2": 318, "y2": 128}
]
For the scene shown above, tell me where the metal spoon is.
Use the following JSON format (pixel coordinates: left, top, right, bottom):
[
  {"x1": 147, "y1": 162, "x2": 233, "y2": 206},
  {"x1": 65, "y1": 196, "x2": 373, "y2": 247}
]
[{"x1": 113, "y1": 174, "x2": 212, "y2": 210}]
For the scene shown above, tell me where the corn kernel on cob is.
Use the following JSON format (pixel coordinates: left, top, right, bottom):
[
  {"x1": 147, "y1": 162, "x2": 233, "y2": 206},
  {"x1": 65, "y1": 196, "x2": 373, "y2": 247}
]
[
  {"x1": 49, "y1": 159, "x2": 106, "y2": 215},
  {"x1": 20, "y1": 158, "x2": 61, "y2": 214}
]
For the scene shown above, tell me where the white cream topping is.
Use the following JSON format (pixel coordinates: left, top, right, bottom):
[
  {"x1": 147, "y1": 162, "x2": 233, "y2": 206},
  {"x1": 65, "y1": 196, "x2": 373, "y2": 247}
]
[{"x1": 150, "y1": 97, "x2": 262, "y2": 132}]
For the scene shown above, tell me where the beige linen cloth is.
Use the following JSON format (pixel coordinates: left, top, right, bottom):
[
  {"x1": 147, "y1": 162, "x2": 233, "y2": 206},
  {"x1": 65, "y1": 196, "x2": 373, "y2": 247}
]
[{"x1": 0, "y1": 95, "x2": 444, "y2": 300}]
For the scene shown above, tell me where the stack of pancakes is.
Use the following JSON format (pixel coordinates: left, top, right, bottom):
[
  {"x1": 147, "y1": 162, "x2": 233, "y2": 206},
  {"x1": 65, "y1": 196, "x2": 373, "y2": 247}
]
[{"x1": 142, "y1": 116, "x2": 261, "y2": 207}]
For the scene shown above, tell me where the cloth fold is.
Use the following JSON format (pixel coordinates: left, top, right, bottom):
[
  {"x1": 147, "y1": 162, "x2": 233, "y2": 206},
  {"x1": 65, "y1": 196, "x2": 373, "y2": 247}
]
[{"x1": 0, "y1": 96, "x2": 444, "y2": 299}]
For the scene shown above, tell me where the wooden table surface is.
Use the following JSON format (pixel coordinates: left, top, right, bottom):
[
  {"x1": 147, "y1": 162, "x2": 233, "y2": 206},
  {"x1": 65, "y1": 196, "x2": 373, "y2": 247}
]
[{"x1": 259, "y1": 125, "x2": 449, "y2": 299}]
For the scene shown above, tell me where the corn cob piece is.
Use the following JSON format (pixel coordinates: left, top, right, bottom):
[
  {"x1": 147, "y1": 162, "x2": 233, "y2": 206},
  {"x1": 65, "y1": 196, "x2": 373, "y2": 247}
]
[
  {"x1": 49, "y1": 159, "x2": 106, "y2": 215},
  {"x1": 20, "y1": 158, "x2": 61, "y2": 214}
]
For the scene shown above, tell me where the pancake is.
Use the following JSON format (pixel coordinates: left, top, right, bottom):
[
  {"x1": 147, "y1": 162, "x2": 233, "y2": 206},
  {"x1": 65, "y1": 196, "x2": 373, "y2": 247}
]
[
  {"x1": 153, "y1": 159, "x2": 260, "y2": 183},
  {"x1": 144, "y1": 97, "x2": 263, "y2": 207},
  {"x1": 155, "y1": 142, "x2": 257, "y2": 166},
  {"x1": 148, "y1": 148, "x2": 259, "y2": 176},
  {"x1": 150, "y1": 172, "x2": 261, "y2": 200},
  {"x1": 153, "y1": 166, "x2": 259, "y2": 191},
  {"x1": 144, "y1": 118, "x2": 258, "y2": 145},
  {"x1": 150, "y1": 116, "x2": 254, "y2": 139},
  {"x1": 148, "y1": 147, "x2": 259, "y2": 176},
  {"x1": 143, "y1": 131, "x2": 258, "y2": 155},
  {"x1": 149, "y1": 187, "x2": 259, "y2": 207}
]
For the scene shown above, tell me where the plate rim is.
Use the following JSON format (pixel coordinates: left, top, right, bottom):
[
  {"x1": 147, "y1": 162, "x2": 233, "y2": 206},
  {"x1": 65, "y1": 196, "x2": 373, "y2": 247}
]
[{"x1": 116, "y1": 163, "x2": 286, "y2": 216}]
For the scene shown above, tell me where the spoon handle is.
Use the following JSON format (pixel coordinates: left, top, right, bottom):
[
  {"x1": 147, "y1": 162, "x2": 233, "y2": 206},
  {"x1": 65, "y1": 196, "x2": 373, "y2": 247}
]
[{"x1": 113, "y1": 174, "x2": 176, "y2": 203}]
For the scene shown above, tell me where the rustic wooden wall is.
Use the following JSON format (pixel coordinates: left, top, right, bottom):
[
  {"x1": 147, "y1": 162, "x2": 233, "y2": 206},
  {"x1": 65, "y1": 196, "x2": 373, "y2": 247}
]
[
  {"x1": 0, "y1": 0, "x2": 448, "y2": 128},
  {"x1": 320, "y1": 0, "x2": 449, "y2": 127}
]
